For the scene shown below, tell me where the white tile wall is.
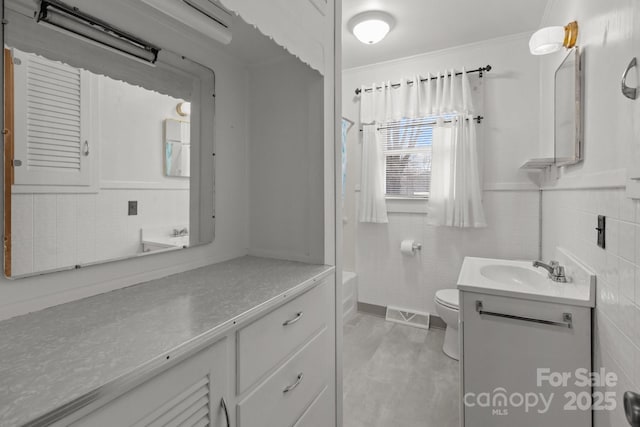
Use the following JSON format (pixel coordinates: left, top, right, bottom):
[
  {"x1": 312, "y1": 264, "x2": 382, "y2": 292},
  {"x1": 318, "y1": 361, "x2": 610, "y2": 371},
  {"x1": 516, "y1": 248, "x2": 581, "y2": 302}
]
[
  {"x1": 11, "y1": 189, "x2": 189, "y2": 276},
  {"x1": 542, "y1": 188, "x2": 640, "y2": 419},
  {"x1": 356, "y1": 190, "x2": 540, "y2": 315}
]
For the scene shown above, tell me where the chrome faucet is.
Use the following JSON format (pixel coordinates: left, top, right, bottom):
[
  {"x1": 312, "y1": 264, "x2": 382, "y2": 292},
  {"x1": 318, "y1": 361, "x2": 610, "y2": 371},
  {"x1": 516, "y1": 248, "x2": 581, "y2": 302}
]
[
  {"x1": 171, "y1": 228, "x2": 189, "y2": 237},
  {"x1": 533, "y1": 260, "x2": 567, "y2": 283}
]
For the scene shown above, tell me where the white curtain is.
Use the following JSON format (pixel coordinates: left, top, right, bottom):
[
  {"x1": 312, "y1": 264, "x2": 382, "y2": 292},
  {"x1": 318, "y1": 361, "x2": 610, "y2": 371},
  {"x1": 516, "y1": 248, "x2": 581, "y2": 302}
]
[
  {"x1": 359, "y1": 125, "x2": 388, "y2": 223},
  {"x1": 428, "y1": 69, "x2": 486, "y2": 227},
  {"x1": 429, "y1": 117, "x2": 486, "y2": 227},
  {"x1": 358, "y1": 69, "x2": 486, "y2": 227}
]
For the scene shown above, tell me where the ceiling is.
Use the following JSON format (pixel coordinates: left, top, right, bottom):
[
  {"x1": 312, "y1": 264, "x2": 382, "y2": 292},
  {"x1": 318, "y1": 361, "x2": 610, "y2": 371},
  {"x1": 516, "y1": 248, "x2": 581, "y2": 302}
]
[{"x1": 342, "y1": 0, "x2": 549, "y2": 69}]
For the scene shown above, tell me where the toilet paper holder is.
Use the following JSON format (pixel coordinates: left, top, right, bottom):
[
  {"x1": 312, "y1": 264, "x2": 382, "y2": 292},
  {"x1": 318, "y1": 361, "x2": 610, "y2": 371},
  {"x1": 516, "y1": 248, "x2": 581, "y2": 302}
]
[{"x1": 400, "y1": 239, "x2": 422, "y2": 255}]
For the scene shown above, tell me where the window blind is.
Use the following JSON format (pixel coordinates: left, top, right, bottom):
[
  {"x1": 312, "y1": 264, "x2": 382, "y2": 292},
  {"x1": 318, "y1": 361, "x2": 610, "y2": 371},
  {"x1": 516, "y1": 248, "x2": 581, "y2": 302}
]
[{"x1": 380, "y1": 117, "x2": 434, "y2": 198}]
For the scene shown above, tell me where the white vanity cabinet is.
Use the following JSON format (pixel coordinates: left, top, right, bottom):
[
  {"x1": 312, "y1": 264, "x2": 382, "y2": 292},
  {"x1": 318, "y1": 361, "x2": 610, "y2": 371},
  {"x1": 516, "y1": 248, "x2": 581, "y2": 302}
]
[
  {"x1": 52, "y1": 275, "x2": 335, "y2": 427},
  {"x1": 460, "y1": 291, "x2": 592, "y2": 427},
  {"x1": 69, "y1": 337, "x2": 231, "y2": 427}
]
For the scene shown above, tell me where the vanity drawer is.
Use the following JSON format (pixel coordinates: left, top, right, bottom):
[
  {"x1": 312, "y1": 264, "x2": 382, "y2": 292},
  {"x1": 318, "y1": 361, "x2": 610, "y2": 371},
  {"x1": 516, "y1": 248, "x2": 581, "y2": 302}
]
[
  {"x1": 237, "y1": 328, "x2": 329, "y2": 427},
  {"x1": 293, "y1": 385, "x2": 333, "y2": 427},
  {"x1": 237, "y1": 280, "x2": 329, "y2": 393}
]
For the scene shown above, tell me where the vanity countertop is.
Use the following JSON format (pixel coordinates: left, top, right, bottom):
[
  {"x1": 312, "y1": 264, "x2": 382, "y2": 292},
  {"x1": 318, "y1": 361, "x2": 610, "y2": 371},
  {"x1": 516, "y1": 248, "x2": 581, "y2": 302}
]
[
  {"x1": 457, "y1": 249, "x2": 595, "y2": 307},
  {"x1": 0, "y1": 256, "x2": 334, "y2": 426}
]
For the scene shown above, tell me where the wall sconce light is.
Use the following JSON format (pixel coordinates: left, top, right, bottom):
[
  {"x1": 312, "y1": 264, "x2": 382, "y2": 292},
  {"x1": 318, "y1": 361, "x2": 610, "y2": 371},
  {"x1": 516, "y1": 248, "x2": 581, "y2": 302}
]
[
  {"x1": 348, "y1": 11, "x2": 394, "y2": 45},
  {"x1": 529, "y1": 21, "x2": 578, "y2": 55},
  {"x1": 176, "y1": 102, "x2": 191, "y2": 116}
]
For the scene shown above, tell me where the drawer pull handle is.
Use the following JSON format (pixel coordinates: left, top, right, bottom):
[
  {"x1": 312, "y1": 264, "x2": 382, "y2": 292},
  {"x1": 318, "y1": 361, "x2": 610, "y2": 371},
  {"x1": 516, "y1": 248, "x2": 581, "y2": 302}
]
[
  {"x1": 475, "y1": 301, "x2": 573, "y2": 329},
  {"x1": 283, "y1": 373, "x2": 304, "y2": 393},
  {"x1": 622, "y1": 57, "x2": 639, "y2": 100},
  {"x1": 220, "y1": 397, "x2": 230, "y2": 427},
  {"x1": 283, "y1": 311, "x2": 303, "y2": 326}
]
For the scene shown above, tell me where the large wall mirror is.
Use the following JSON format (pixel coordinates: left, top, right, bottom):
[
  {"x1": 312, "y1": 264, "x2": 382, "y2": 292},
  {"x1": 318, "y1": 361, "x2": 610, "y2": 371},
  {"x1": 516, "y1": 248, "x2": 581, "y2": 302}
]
[
  {"x1": 3, "y1": 0, "x2": 215, "y2": 278},
  {"x1": 554, "y1": 47, "x2": 583, "y2": 166}
]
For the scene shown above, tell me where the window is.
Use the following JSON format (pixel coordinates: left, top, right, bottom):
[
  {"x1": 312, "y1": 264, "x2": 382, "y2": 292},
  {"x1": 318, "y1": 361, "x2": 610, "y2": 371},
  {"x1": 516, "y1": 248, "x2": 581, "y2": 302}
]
[{"x1": 380, "y1": 117, "x2": 434, "y2": 199}]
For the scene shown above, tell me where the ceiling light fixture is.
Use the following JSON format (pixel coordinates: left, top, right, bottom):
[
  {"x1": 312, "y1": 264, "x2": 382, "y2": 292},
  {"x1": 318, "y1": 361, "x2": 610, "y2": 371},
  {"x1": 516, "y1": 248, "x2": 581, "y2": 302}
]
[
  {"x1": 529, "y1": 21, "x2": 579, "y2": 55},
  {"x1": 348, "y1": 11, "x2": 394, "y2": 45}
]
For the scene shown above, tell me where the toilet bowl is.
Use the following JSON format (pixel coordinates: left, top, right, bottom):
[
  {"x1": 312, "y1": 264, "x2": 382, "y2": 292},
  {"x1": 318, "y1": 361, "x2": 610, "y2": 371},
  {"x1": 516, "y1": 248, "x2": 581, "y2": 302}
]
[{"x1": 434, "y1": 289, "x2": 460, "y2": 360}]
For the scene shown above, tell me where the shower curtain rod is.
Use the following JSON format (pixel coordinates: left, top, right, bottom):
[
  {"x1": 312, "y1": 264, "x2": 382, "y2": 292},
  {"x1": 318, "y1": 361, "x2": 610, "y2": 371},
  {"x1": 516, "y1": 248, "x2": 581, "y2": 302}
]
[
  {"x1": 354, "y1": 65, "x2": 492, "y2": 95},
  {"x1": 359, "y1": 115, "x2": 484, "y2": 132}
]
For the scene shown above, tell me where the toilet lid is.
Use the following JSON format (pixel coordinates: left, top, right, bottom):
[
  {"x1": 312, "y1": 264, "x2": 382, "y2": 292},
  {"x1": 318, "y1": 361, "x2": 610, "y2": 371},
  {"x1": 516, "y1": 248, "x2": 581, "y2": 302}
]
[{"x1": 435, "y1": 289, "x2": 459, "y2": 309}]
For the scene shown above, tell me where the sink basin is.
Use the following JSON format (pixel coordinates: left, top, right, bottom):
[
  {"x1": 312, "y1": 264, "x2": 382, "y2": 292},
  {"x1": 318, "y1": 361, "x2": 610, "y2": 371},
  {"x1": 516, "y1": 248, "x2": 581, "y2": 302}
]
[
  {"x1": 457, "y1": 251, "x2": 596, "y2": 307},
  {"x1": 480, "y1": 265, "x2": 549, "y2": 288}
]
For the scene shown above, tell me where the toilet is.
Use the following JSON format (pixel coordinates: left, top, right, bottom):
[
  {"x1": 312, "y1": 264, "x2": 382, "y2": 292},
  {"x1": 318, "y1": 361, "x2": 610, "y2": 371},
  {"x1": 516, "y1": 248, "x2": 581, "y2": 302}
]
[{"x1": 434, "y1": 289, "x2": 460, "y2": 360}]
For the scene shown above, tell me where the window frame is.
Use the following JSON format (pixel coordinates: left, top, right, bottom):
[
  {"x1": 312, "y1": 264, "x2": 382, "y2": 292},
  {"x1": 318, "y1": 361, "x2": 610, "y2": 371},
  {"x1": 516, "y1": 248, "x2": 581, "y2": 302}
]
[{"x1": 380, "y1": 117, "x2": 434, "y2": 201}]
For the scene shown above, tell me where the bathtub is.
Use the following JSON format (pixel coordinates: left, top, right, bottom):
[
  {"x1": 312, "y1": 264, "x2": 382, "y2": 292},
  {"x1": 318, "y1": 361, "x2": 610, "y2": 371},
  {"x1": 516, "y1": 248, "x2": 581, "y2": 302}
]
[{"x1": 342, "y1": 271, "x2": 358, "y2": 320}]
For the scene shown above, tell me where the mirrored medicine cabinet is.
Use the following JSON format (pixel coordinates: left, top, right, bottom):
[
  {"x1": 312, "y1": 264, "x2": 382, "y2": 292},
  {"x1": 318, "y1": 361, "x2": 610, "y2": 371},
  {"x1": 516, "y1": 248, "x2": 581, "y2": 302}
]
[{"x1": 554, "y1": 47, "x2": 583, "y2": 166}]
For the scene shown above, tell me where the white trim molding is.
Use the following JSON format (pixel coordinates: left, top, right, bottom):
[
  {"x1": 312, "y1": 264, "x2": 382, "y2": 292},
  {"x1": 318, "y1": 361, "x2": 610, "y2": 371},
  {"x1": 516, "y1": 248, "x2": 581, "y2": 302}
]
[
  {"x1": 483, "y1": 182, "x2": 540, "y2": 191},
  {"x1": 100, "y1": 180, "x2": 190, "y2": 190},
  {"x1": 541, "y1": 168, "x2": 627, "y2": 191}
]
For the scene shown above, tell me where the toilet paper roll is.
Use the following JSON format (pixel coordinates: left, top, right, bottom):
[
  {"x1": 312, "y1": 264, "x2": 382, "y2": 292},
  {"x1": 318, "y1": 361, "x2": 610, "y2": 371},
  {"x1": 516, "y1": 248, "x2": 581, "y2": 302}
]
[{"x1": 400, "y1": 240, "x2": 416, "y2": 256}]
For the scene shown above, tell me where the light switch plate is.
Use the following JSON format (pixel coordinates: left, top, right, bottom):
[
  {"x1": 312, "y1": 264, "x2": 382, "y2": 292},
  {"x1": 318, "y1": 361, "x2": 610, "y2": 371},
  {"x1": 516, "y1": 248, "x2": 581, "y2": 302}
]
[
  {"x1": 128, "y1": 201, "x2": 137, "y2": 216},
  {"x1": 596, "y1": 215, "x2": 605, "y2": 249}
]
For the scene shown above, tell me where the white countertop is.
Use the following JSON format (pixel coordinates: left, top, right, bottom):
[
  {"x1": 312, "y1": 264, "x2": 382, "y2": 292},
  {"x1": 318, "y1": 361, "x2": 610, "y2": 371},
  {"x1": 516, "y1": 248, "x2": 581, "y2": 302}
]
[
  {"x1": 457, "y1": 250, "x2": 595, "y2": 307},
  {"x1": 0, "y1": 256, "x2": 334, "y2": 426}
]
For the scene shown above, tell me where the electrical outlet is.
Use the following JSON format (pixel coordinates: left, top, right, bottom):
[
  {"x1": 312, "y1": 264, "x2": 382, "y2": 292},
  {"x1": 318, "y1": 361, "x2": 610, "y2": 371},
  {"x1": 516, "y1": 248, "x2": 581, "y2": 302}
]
[{"x1": 128, "y1": 201, "x2": 138, "y2": 216}]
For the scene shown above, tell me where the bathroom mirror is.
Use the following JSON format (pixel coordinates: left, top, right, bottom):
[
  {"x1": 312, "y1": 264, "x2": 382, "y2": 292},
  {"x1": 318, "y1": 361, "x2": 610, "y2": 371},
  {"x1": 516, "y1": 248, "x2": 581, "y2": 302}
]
[
  {"x1": 3, "y1": 1, "x2": 215, "y2": 278},
  {"x1": 165, "y1": 119, "x2": 191, "y2": 178},
  {"x1": 554, "y1": 47, "x2": 583, "y2": 166}
]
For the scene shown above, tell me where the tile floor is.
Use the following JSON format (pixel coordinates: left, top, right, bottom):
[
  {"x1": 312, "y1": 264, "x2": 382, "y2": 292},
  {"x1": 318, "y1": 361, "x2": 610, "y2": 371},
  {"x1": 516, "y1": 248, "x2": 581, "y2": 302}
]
[{"x1": 343, "y1": 313, "x2": 460, "y2": 427}]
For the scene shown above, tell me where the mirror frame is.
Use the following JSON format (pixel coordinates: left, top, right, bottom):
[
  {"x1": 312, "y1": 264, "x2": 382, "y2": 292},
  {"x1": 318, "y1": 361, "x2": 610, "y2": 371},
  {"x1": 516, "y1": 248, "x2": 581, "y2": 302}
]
[{"x1": 554, "y1": 47, "x2": 583, "y2": 167}]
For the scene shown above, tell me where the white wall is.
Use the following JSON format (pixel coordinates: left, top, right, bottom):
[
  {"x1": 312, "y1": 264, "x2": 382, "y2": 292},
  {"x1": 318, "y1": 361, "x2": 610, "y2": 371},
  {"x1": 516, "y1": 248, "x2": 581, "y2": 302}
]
[
  {"x1": 0, "y1": 1, "x2": 251, "y2": 320},
  {"x1": 539, "y1": 0, "x2": 640, "y2": 424},
  {"x1": 98, "y1": 76, "x2": 189, "y2": 189},
  {"x1": 248, "y1": 55, "x2": 325, "y2": 264},
  {"x1": 342, "y1": 33, "x2": 541, "y2": 315}
]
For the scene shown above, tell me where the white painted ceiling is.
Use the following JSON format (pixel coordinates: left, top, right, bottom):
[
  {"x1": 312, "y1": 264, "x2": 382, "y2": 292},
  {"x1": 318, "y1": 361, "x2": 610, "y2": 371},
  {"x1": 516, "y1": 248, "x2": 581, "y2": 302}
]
[{"x1": 342, "y1": 0, "x2": 549, "y2": 69}]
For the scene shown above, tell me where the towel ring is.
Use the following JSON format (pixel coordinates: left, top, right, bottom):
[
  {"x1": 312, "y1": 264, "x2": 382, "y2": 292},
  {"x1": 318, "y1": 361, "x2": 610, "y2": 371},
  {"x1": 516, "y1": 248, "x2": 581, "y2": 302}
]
[{"x1": 621, "y1": 57, "x2": 638, "y2": 100}]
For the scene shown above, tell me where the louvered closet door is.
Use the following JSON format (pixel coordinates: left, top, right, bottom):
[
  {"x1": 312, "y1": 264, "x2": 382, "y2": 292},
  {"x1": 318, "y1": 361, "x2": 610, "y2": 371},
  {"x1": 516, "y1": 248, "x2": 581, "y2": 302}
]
[
  {"x1": 69, "y1": 338, "x2": 230, "y2": 427},
  {"x1": 12, "y1": 50, "x2": 91, "y2": 187}
]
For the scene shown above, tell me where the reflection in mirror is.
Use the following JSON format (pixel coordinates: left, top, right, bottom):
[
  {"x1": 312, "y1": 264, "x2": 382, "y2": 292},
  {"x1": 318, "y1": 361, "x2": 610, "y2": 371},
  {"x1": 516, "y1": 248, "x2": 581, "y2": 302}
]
[
  {"x1": 165, "y1": 119, "x2": 191, "y2": 178},
  {"x1": 554, "y1": 47, "x2": 583, "y2": 166},
  {"x1": 4, "y1": 1, "x2": 215, "y2": 278}
]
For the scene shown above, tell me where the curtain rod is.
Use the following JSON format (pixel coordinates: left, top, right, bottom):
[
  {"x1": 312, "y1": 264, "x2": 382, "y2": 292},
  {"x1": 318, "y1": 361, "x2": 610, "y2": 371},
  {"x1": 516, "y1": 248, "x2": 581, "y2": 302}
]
[
  {"x1": 354, "y1": 65, "x2": 492, "y2": 95},
  {"x1": 359, "y1": 115, "x2": 484, "y2": 132}
]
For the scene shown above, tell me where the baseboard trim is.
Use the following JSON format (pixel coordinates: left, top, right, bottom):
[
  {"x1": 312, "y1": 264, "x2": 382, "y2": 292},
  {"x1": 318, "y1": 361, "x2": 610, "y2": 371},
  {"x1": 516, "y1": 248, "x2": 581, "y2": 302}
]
[
  {"x1": 356, "y1": 302, "x2": 445, "y2": 329},
  {"x1": 357, "y1": 302, "x2": 386, "y2": 318}
]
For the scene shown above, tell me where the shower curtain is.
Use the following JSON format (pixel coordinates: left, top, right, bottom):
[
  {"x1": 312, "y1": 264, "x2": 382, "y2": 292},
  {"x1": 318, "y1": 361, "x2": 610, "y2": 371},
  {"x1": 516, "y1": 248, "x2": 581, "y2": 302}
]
[{"x1": 358, "y1": 69, "x2": 486, "y2": 228}]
